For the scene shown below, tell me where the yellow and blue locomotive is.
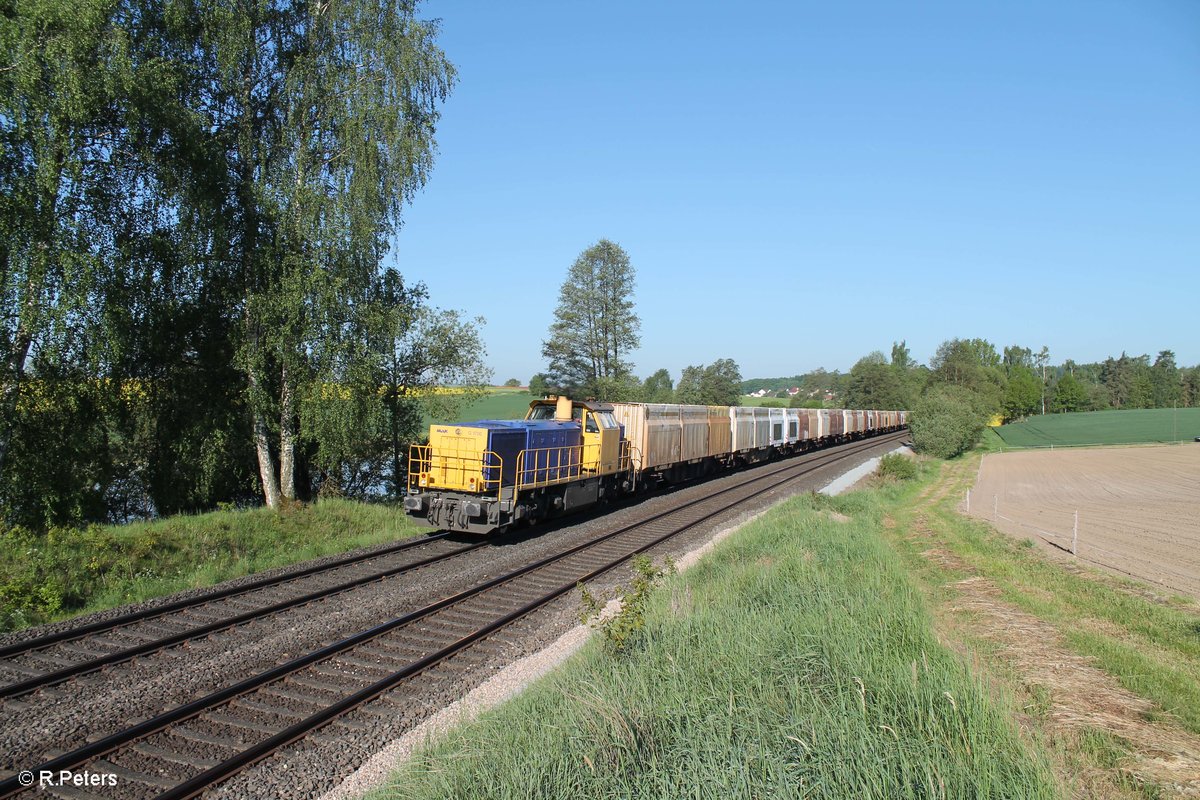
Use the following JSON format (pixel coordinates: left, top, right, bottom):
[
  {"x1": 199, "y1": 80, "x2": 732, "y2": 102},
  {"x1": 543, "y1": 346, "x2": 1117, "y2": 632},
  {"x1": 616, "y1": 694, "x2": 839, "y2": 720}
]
[{"x1": 404, "y1": 396, "x2": 634, "y2": 533}]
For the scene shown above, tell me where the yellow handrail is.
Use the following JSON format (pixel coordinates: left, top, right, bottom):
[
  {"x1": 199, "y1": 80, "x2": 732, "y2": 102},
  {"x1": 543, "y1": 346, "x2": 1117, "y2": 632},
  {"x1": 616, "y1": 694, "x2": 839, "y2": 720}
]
[
  {"x1": 410, "y1": 439, "x2": 635, "y2": 497},
  {"x1": 408, "y1": 444, "x2": 506, "y2": 500}
]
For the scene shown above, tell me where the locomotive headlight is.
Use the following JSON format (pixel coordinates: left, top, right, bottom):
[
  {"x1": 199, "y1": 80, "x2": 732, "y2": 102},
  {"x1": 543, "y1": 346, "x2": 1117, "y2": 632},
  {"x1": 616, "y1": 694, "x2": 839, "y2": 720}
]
[{"x1": 418, "y1": 475, "x2": 428, "y2": 487}]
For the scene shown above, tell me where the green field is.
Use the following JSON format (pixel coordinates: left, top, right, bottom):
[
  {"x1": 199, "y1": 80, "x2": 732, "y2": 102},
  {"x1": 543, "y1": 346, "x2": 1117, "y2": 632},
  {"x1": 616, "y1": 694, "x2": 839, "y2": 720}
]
[
  {"x1": 453, "y1": 389, "x2": 536, "y2": 421},
  {"x1": 992, "y1": 407, "x2": 1200, "y2": 448}
]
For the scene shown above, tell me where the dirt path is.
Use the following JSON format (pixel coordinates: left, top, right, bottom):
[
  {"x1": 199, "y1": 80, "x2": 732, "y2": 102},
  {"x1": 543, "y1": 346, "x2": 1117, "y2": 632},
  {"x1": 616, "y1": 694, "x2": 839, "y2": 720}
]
[{"x1": 966, "y1": 446, "x2": 1200, "y2": 600}]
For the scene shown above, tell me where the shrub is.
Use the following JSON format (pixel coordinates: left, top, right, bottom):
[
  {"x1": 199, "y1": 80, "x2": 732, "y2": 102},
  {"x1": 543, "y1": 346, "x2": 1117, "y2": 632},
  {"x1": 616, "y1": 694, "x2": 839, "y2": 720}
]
[
  {"x1": 909, "y1": 385, "x2": 987, "y2": 458},
  {"x1": 579, "y1": 555, "x2": 674, "y2": 656},
  {"x1": 878, "y1": 452, "x2": 917, "y2": 481}
]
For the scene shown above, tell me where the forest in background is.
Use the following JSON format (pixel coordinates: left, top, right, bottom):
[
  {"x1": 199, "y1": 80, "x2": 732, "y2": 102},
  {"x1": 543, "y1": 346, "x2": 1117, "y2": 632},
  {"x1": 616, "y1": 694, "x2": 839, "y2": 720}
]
[{"x1": 743, "y1": 342, "x2": 1199, "y2": 417}]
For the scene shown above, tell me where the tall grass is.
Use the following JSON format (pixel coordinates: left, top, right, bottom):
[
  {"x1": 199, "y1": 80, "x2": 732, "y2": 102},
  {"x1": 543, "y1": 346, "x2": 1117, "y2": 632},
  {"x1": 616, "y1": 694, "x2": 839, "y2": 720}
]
[
  {"x1": 0, "y1": 499, "x2": 420, "y2": 632},
  {"x1": 374, "y1": 483, "x2": 1057, "y2": 799}
]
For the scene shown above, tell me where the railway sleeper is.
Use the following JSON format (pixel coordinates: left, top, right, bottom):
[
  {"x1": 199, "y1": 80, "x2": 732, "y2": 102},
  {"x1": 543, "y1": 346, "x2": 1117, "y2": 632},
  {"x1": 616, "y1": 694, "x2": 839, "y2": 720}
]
[
  {"x1": 309, "y1": 662, "x2": 381, "y2": 683},
  {"x1": 169, "y1": 722, "x2": 250, "y2": 749},
  {"x1": 0, "y1": 658, "x2": 49, "y2": 678},
  {"x1": 131, "y1": 741, "x2": 223, "y2": 768},
  {"x1": 287, "y1": 672, "x2": 361, "y2": 695},
  {"x1": 88, "y1": 757, "x2": 175, "y2": 789},
  {"x1": 260, "y1": 684, "x2": 331, "y2": 708},
  {"x1": 229, "y1": 696, "x2": 307, "y2": 720},
  {"x1": 331, "y1": 652, "x2": 401, "y2": 672},
  {"x1": 205, "y1": 711, "x2": 284, "y2": 736},
  {"x1": 109, "y1": 748, "x2": 196, "y2": 781},
  {"x1": 355, "y1": 642, "x2": 429, "y2": 661}
]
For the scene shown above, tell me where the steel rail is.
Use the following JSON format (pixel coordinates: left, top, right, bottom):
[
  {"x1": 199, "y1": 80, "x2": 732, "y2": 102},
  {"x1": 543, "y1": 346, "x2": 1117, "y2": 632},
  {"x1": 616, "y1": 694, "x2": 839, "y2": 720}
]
[
  {"x1": 0, "y1": 532, "x2": 456, "y2": 662},
  {"x1": 0, "y1": 536, "x2": 489, "y2": 699},
  {"x1": 0, "y1": 430, "x2": 906, "y2": 800}
]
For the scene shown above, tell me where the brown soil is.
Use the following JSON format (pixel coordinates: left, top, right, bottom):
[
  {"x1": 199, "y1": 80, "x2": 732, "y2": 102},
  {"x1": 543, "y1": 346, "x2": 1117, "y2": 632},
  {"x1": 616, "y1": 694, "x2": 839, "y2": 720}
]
[
  {"x1": 913, "y1": 458, "x2": 1200, "y2": 797},
  {"x1": 966, "y1": 446, "x2": 1200, "y2": 600}
]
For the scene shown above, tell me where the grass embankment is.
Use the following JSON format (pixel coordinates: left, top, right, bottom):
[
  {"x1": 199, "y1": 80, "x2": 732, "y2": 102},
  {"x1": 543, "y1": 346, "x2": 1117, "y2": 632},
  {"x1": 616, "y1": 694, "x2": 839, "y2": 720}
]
[
  {"x1": 993, "y1": 407, "x2": 1200, "y2": 448},
  {"x1": 0, "y1": 499, "x2": 419, "y2": 632},
  {"x1": 888, "y1": 455, "x2": 1200, "y2": 797},
  {"x1": 373, "y1": 477, "x2": 1058, "y2": 799}
]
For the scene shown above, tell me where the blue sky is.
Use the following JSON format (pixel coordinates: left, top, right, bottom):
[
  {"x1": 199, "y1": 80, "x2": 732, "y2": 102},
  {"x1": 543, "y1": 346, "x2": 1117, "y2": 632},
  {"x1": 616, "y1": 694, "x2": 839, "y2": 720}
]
[{"x1": 391, "y1": 1, "x2": 1200, "y2": 383}]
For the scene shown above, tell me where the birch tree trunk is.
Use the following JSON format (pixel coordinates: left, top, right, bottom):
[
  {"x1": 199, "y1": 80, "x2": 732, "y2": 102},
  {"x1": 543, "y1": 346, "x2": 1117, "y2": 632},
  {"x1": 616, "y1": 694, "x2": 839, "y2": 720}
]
[
  {"x1": 278, "y1": 365, "x2": 296, "y2": 500},
  {"x1": 247, "y1": 353, "x2": 281, "y2": 508}
]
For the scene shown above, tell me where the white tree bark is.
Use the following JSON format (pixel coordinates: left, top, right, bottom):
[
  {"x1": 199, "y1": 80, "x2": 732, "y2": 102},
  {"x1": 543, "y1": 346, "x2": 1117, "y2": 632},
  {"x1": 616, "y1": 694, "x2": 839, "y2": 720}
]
[{"x1": 279, "y1": 367, "x2": 296, "y2": 500}]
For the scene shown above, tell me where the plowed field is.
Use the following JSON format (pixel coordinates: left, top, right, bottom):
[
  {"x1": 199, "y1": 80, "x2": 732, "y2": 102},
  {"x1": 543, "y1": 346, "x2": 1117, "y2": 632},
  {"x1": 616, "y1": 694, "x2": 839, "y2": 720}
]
[{"x1": 967, "y1": 445, "x2": 1200, "y2": 600}]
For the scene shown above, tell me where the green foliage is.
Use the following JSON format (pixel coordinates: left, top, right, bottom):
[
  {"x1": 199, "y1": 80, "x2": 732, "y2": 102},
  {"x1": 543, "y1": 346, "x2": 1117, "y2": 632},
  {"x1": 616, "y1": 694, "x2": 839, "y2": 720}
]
[
  {"x1": 542, "y1": 240, "x2": 640, "y2": 399},
  {"x1": 641, "y1": 368, "x2": 675, "y2": 403},
  {"x1": 929, "y1": 338, "x2": 1005, "y2": 416},
  {"x1": 909, "y1": 385, "x2": 987, "y2": 458},
  {"x1": 846, "y1": 351, "x2": 909, "y2": 410},
  {"x1": 675, "y1": 358, "x2": 742, "y2": 406},
  {"x1": 0, "y1": 0, "x2": 476, "y2": 523},
  {"x1": 878, "y1": 452, "x2": 917, "y2": 481},
  {"x1": 579, "y1": 555, "x2": 674, "y2": 656},
  {"x1": 503, "y1": 378, "x2": 520, "y2": 387},
  {"x1": 1050, "y1": 373, "x2": 1089, "y2": 413},
  {"x1": 528, "y1": 373, "x2": 550, "y2": 398},
  {"x1": 1001, "y1": 365, "x2": 1041, "y2": 422}
]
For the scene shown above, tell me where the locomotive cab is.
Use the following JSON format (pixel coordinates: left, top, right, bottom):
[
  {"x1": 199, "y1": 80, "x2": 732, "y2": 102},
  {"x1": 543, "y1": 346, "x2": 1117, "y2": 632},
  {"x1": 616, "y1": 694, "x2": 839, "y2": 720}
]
[{"x1": 526, "y1": 397, "x2": 622, "y2": 475}]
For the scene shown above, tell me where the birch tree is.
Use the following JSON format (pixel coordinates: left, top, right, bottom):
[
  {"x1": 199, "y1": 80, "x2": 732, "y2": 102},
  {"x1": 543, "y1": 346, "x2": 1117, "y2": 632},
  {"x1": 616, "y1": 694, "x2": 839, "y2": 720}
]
[{"x1": 198, "y1": 0, "x2": 455, "y2": 506}]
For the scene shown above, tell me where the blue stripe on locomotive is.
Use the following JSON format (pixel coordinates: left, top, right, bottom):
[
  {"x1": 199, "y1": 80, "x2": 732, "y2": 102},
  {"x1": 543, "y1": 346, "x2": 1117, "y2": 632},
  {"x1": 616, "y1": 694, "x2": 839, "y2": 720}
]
[{"x1": 452, "y1": 419, "x2": 582, "y2": 489}]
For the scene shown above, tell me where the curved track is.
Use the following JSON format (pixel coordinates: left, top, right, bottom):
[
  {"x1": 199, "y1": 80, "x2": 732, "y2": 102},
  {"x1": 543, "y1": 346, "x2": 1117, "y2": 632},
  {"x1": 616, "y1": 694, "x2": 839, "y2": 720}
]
[{"x1": 0, "y1": 430, "x2": 906, "y2": 799}]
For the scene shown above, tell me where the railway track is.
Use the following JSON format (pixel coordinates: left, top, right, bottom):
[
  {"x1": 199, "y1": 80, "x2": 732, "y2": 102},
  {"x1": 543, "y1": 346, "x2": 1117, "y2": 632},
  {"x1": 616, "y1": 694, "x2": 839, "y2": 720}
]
[
  {"x1": 0, "y1": 533, "x2": 490, "y2": 699},
  {"x1": 0, "y1": 430, "x2": 906, "y2": 800}
]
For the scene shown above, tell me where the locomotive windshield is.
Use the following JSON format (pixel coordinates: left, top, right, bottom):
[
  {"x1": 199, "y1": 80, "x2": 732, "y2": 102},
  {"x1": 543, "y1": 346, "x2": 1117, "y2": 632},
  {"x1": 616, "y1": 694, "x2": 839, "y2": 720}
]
[{"x1": 527, "y1": 404, "x2": 555, "y2": 420}]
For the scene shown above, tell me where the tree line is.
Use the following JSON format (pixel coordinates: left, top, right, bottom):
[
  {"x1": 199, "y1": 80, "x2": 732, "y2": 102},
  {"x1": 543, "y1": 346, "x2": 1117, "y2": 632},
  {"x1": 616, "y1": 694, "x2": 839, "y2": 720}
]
[
  {"x1": 842, "y1": 340, "x2": 1198, "y2": 458},
  {"x1": 1, "y1": 0, "x2": 487, "y2": 532}
]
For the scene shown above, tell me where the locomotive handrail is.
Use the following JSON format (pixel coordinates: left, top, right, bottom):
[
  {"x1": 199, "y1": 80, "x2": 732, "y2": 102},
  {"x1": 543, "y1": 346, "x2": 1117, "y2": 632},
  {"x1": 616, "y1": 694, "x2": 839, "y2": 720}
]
[{"x1": 408, "y1": 444, "x2": 505, "y2": 500}]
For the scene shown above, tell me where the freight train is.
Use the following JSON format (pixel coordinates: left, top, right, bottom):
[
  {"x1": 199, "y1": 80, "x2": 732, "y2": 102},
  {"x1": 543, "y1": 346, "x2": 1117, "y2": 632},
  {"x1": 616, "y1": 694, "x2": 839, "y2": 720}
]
[{"x1": 403, "y1": 396, "x2": 906, "y2": 534}]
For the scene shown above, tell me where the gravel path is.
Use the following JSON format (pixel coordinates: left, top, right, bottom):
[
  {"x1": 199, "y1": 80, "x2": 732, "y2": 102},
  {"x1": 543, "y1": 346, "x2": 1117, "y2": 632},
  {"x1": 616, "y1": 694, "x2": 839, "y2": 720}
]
[{"x1": 1, "y1": 436, "x2": 906, "y2": 798}]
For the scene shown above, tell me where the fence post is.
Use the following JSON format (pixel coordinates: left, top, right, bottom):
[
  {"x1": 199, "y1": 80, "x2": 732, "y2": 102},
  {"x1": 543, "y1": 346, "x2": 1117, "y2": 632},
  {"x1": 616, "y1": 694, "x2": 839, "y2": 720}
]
[
  {"x1": 1072, "y1": 510, "x2": 1078, "y2": 555},
  {"x1": 993, "y1": 495, "x2": 998, "y2": 521},
  {"x1": 965, "y1": 489, "x2": 971, "y2": 512}
]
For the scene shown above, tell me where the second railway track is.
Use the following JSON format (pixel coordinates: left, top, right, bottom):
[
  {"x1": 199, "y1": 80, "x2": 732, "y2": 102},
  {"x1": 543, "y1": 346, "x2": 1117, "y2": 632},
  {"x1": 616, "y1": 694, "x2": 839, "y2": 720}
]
[
  {"x1": 0, "y1": 430, "x2": 906, "y2": 800},
  {"x1": 0, "y1": 533, "x2": 490, "y2": 699}
]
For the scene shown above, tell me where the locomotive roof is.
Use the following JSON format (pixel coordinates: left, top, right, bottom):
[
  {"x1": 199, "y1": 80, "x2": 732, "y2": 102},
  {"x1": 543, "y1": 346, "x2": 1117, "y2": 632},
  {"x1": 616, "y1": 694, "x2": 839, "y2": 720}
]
[{"x1": 530, "y1": 397, "x2": 615, "y2": 413}]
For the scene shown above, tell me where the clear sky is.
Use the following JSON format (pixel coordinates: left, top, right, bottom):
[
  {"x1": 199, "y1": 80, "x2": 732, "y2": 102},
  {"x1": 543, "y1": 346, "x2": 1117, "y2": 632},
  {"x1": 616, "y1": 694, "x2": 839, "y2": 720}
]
[{"x1": 390, "y1": 1, "x2": 1200, "y2": 383}]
